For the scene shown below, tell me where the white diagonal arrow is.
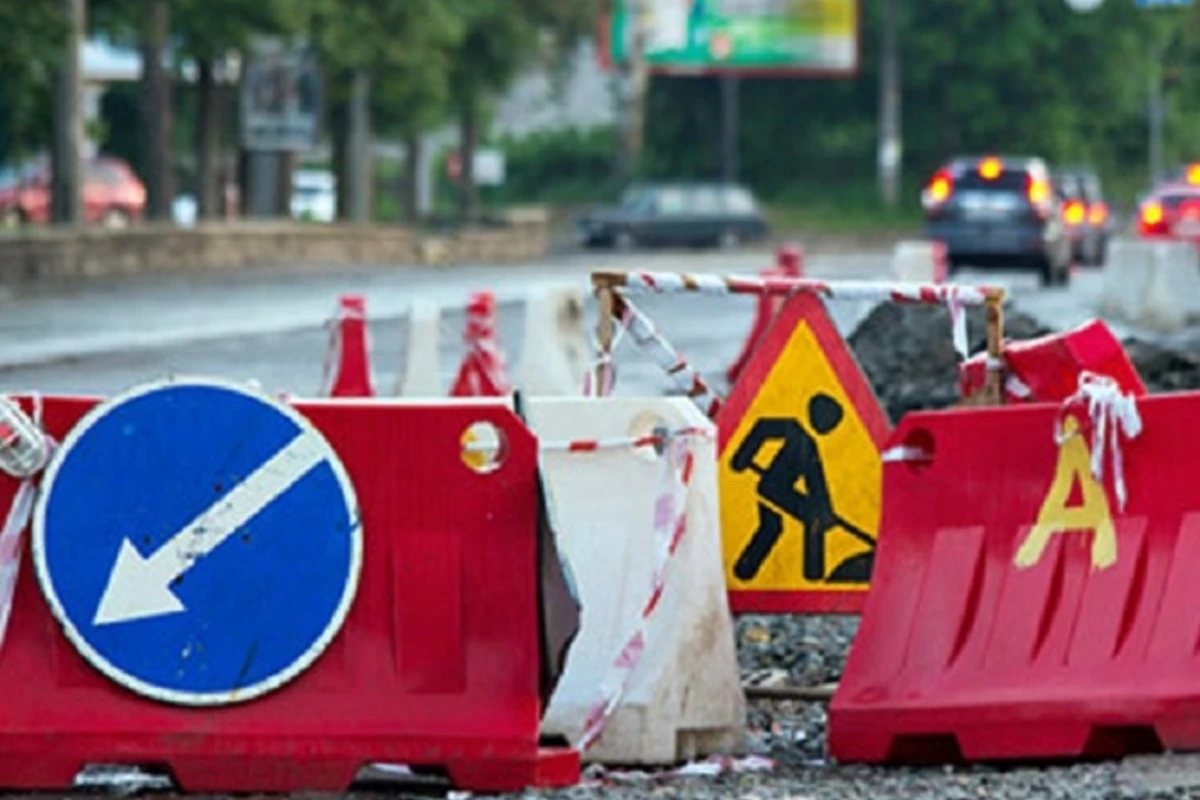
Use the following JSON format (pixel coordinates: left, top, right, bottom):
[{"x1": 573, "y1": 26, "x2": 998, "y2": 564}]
[{"x1": 92, "y1": 431, "x2": 327, "y2": 626}]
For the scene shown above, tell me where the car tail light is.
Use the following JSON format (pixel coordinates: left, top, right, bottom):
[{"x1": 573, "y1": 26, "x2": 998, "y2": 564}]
[
  {"x1": 922, "y1": 170, "x2": 953, "y2": 210},
  {"x1": 1140, "y1": 201, "x2": 1167, "y2": 235},
  {"x1": 978, "y1": 157, "x2": 1002, "y2": 180},
  {"x1": 1187, "y1": 164, "x2": 1200, "y2": 186},
  {"x1": 1027, "y1": 176, "x2": 1052, "y2": 217},
  {"x1": 1088, "y1": 201, "x2": 1109, "y2": 226},
  {"x1": 1063, "y1": 200, "x2": 1085, "y2": 225}
]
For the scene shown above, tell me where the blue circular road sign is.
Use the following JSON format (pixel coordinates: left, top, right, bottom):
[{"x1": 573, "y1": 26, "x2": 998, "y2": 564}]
[{"x1": 33, "y1": 377, "x2": 362, "y2": 706}]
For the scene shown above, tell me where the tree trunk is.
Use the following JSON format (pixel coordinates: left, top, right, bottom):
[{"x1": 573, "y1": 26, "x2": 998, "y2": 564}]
[
  {"x1": 195, "y1": 58, "x2": 219, "y2": 220},
  {"x1": 458, "y1": 100, "x2": 478, "y2": 222},
  {"x1": 51, "y1": 0, "x2": 84, "y2": 224},
  {"x1": 402, "y1": 130, "x2": 421, "y2": 223},
  {"x1": 344, "y1": 70, "x2": 372, "y2": 222},
  {"x1": 140, "y1": 0, "x2": 173, "y2": 222},
  {"x1": 616, "y1": 0, "x2": 648, "y2": 183}
]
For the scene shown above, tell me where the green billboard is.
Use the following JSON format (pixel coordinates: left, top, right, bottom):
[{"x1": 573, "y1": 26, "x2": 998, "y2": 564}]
[{"x1": 607, "y1": 0, "x2": 859, "y2": 76}]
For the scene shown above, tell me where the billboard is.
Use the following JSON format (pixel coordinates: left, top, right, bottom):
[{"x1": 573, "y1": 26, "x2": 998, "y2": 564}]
[
  {"x1": 240, "y1": 42, "x2": 322, "y2": 152},
  {"x1": 606, "y1": 0, "x2": 859, "y2": 76}
]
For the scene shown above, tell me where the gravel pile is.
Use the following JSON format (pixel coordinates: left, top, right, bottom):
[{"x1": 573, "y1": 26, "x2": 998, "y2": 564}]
[{"x1": 847, "y1": 302, "x2": 1051, "y2": 422}]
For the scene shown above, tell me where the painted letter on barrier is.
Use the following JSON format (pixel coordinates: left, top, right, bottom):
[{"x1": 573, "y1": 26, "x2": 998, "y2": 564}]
[{"x1": 1015, "y1": 416, "x2": 1116, "y2": 570}]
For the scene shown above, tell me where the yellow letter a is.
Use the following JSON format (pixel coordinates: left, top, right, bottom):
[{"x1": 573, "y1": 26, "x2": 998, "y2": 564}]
[{"x1": 1014, "y1": 416, "x2": 1117, "y2": 571}]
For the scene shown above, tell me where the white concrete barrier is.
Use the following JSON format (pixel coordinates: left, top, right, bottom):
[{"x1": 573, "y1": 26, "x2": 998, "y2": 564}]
[
  {"x1": 528, "y1": 397, "x2": 745, "y2": 764},
  {"x1": 891, "y1": 240, "x2": 945, "y2": 283},
  {"x1": 1098, "y1": 238, "x2": 1200, "y2": 333},
  {"x1": 396, "y1": 299, "x2": 442, "y2": 397},
  {"x1": 519, "y1": 286, "x2": 589, "y2": 397}
]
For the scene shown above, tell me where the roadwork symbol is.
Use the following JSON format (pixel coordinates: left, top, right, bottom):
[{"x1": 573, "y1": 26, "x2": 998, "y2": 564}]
[
  {"x1": 731, "y1": 394, "x2": 876, "y2": 584},
  {"x1": 717, "y1": 292, "x2": 891, "y2": 613}
]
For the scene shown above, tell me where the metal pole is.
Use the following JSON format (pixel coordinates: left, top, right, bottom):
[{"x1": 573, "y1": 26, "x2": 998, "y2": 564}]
[
  {"x1": 720, "y1": 74, "x2": 739, "y2": 183},
  {"x1": 1149, "y1": 44, "x2": 1165, "y2": 186},
  {"x1": 51, "y1": 0, "x2": 84, "y2": 224},
  {"x1": 878, "y1": 0, "x2": 901, "y2": 208},
  {"x1": 619, "y1": 0, "x2": 650, "y2": 182}
]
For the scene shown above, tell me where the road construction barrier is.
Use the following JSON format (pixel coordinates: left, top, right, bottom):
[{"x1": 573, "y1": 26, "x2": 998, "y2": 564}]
[
  {"x1": 0, "y1": 384, "x2": 578, "y2": 793},
  {"x1": 518, "y1": 287, "x2": 589, "y2": 397},
  {"x1": 451, "y1": 291, "x2": 512, "y2": 397},
  {"x1": 891, "y1": 240, "x2": 948, "y2": 284},
  {"x1": 529, "y1": 397, "x2": 745, "y2": 763},
  {"x1": 958, "y1": 319, "x2": 1147, "y2": 404},
  {"x1": 588, "y1": 270, "x2": 1009, "y2": 614},
  {"x1": 825, "y1": 380, "x2": 1200, "y2": 764},
  {"x1": 320, "y1": 294, "x2": 375, "y2": 398},
  {"x1": 725, "y1": 245, "x2": 804, "y2": 387},
  {"x1": 1099, "y1": 238, "x2": 1200, "y2": 333}
]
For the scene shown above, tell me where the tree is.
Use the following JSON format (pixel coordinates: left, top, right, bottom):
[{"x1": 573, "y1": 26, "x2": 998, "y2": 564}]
[
  {"x1": 0, "y1": 3, "x2": 67, "y2": 165},
  {"x1": 447, "y1": 0, "x2": 598, "y2": 219},
  {"x1": 312, "y1": 0, "x2": 462, "y2": 221},
  {"x1": 173, "y1": 0, "x2": 313, "y2": 219}
]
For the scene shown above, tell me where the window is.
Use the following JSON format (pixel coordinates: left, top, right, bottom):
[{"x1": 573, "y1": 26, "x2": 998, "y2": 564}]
[
  {"x1": 689, "y1": 186, "x2": 723, "y2": 215},
  {"x1": 655, "y1": 188, "x2": 687, "y2": 215},
  {"x1": 724, "y1": 186, "x2": 757, "y2": 214}
]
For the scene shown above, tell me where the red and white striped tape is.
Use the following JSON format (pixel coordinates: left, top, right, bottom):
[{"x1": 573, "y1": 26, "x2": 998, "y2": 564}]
[
  {"x1": 0, "y1": 394, "x2": 56, "y2": 652},
  {"x1": 609, "y1": 270, "x2": 999, "y2": 306},
  {"x1": 576, "y1": 432, "x2": 698, "y2": 752}
]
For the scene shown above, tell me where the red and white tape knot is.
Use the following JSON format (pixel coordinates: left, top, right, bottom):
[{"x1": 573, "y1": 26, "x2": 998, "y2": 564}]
[{"x1": 1057, "y1": 371, "x2": 1143, "y2": 511}]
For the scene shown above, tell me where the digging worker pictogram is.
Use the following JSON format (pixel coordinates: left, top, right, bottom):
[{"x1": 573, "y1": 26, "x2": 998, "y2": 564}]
[{"x1": 730, "y1": 392, "x2": 875, "y2": 584}]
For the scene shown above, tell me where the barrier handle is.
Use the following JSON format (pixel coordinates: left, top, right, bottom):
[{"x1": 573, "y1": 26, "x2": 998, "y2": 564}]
[{"x1": 984, "y1": 292, "x2": 1005, "y2": 405}]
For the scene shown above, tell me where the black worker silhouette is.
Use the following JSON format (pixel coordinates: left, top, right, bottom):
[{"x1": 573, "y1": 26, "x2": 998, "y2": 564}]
[{"x1": 730, "y1": 393, "x2": 875, "y2": 584}]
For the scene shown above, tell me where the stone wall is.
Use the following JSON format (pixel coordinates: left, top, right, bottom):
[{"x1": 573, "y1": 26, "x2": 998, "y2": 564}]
[{"x1": 0, "y1": 211, "x2": 549, "y2": 284}]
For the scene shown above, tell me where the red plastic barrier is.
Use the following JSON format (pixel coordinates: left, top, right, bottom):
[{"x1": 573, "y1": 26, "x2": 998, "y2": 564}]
[
  {"x1": 0, "y1": 395, "x2": 577, "y2": 792},
  {"x1": 322, "y1": 294, "x2": 375, "y2": 397},
  {"x1": 725, "y1": 245, "x2": 804, "y2": 386},
  {"x1": 451, "y1": 291, "x2": 512, "y2": 397},
  {"x1": 959, "y1": 319, "x2": 1146, "y2": 404},
  {"x1": 932, "y1": 241, "x2": 948, "y2": 284},
  {"x1": 830, "y1": 393, "x2": 1200, "y2": 764}
]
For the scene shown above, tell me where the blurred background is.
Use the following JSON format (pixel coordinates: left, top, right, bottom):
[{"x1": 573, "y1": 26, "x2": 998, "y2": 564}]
[{"x1": 0, "y1": 0, "x2": 1197, "y2": 237}]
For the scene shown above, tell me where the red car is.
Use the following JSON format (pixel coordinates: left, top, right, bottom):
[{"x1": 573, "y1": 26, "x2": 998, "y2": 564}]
[
  {"x1": 1137, "y1": 181, "x2": 1200, "y2": 248},
  {"x1": 0, "y1": 156, "x2": 146, "y2": 227}
]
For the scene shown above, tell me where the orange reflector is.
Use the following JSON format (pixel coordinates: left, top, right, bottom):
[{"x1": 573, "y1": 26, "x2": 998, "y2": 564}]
[{"x1": 978, "y1": 158, "x2": 1003, "y2": 180}]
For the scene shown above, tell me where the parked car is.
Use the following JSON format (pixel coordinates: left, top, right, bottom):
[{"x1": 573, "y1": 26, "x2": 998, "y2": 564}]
[
  {"x1": 921, "y1": 155, "x2": 1072, "y2": 286},
  {"x1": 1051, "y1": 167, "x2": 1111, "y2": 266},
  {"x1": 1136, "y1": 181, "x2": 1200, "y2": 248},
  {"x1": 576, "y1": 182, "x2": 769, "y2": 250},
  {"x1": 0, "y1": 156, "x2": 146, "y2": 227}
]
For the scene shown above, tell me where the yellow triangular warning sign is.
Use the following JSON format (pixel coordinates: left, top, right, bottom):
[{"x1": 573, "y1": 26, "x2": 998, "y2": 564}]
[{"x1": 718, "y1": 293, "x2": 891, "y2": 614}]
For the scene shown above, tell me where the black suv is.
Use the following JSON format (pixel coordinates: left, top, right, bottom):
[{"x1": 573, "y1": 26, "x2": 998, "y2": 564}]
[
  {"x1": 922, "y1": 155, "x2": 1072, "y2": 286},
  {"x1": 576, "y1": 182, "x2": 769, "y2": 250}
]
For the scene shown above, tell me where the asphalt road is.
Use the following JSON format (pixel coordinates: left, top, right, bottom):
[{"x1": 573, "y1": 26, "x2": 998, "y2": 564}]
[{"x1": 0, "y1": 247, "x2": 1094, "y2": 398}]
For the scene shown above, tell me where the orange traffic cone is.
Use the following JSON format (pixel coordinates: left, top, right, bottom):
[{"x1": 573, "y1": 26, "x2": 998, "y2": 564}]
[
  {"x1": 450, "y1": 291, "x2": 513, "y2": 397},
  {"x1": 321, "y1": 294, "x2": 376, "y2": 397}
]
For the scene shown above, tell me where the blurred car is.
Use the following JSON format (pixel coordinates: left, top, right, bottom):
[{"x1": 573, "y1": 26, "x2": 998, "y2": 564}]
[
  {"x1": 922, "y1": 155, "x2": 1072, "y2": 286},
  {"x1": 1135, "y1": 181, "x2": 1200, "y2": 248},
  {"x1": 290, "y1": 168, "x2": 336, "y2": 223},
  {"x1": 576, "y1": 182, "x2": 768, "y2": 249},
  {"x1": 1051, "y1": 167, "x2": 1111, "y2": 266},
  {"x1": 0, "y1": 156, "x2": 146, "y2": 227}
]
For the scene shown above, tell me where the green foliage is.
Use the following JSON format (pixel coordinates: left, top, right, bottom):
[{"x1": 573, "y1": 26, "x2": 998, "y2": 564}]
[
  {"x1": 494, "y1": 126, "x2": 623, "y2": 203},
  {"x1": 0, "y1": 2, "x2": 67, "y2": 162}
]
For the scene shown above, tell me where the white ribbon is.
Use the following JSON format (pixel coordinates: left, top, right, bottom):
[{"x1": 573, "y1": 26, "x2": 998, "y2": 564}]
[
  {"x1": 1057, "y1": 371, "x2": 1143, "y2": 511},
  {"x1": 946, "y1": 291, "x2": 969, "y2": 360}
]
